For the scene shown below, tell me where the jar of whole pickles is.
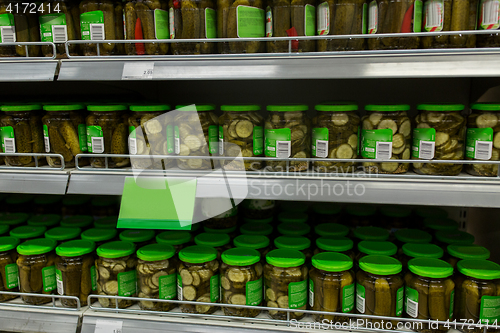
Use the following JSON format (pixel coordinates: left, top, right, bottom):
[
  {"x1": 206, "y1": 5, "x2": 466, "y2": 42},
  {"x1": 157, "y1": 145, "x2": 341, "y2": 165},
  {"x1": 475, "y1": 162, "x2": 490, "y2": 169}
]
[
  {"x1": 274, "y1": 235, "x2": 312, "y2": 262},
  {"x1": 81, "y1": 228, "x2": 117, "y2": 248},
  {"x1": 314, "y1": 223, "x2": 349, "y2": 238},
  {"x1": 0, "y1": 236, "x2": 20, "y2": 302},
  {"x1": 414, "y1": 206, "x2": 448, "y2": 228},
  {"x1": 277, "y1": 211, "x2": 308, "y2": 224},
  {"x1": 361, "y1": 104, "x2": 411, "y2": 174},
  {"x1": 476, "y1": 5, "x2": 500, "y2": 48},
  {"x1": 435, "y1": 230, "x2": 475, "y2": 248},
  {"x1": 10, "y1": 226, "x2": 47, "y2": 242},
  {"x1": 264, "y1": 249, "x2": 308, "y2": 320},
  {"x1": 466, "y1": 103, "x2": 500, "y2": 177},
  {"x1": 45, "y1": 227, "x2": 82, "y2": 245},
  {"x1": 309, "y1": 252, "x2": 355, "y2": 322},
  {"x1": 28, "y1": 214, "x2": 61, "y2": 228},
  {"x1": 61, "y1": 215, "x2": 93, "y2": 230},
  {"x1": 357, "y1": 241, "x2": 397, "y2": 261},
  {"x1": 345, "y1": 204, "x2": 377, "y2": 228},
  {"x1": 265, "y1": 105, "x2": 310, "y2": 172},
  {"x1": 277, "y1": 222, "x2": 311, "y2": 238},
  {"x1": 221, "y1": 248, "x2": 263, "y2": 317},
  {"x1": 0, "y1": 105, "x2": 45, "y2": 167},
  {"x1": 219, "y1": 105, "x2": 264, "y2": 171},
  {"x1": 91, "y1": 196, "x2": 119, "y2": 217},
  {"x1": 233, "y1": 234, "x2": 271, "y2": 258},
  {"x1": 17, "y1": 238, "x2": 58, "y2": 305},
  {"x1": 356, "y1": 255, "x2": 404, "y2": 323},
  {"x1": 447, "y1": 244, "x2": 490, "y2": 269},
  {"x1": 280, "y1": 201, "x2": 308, "y2": 213},
  {"x1": 202, "y1": 205, "x2": 238, "y2": 229},
  {"x1": 423, "y1": 217, "x2": 459, "y2": 234},
  {"x1": 0, "y1": 1, "x2": 41, "y2": 57},
  {"x1": 55, "y1": 239, "x2": 96, "y2": 308},
  {"x1": 95, "y1": 241, "x2": 137, "y2": 309},
  {"x1": 312, "y1": 103, "x2": 360, "y2": 173},
  {"x1": 42, "y1": 104, "x2": 88, "y2": 168},
  {"x1": 119, "y1": 229, "x2": 155, "y2": 249},
  {"x1": 94, "y1": 216, "x2": 118, "y2": 229},
  {"x1": 62, "y1": 195, "x2": 90, "y2": 216},
  {"x1": 413, "y1": 104, "x2": 466, "y2": 176},
  {"x1": 240, "y1": 223, "x2": 273, "y2": 237},
  {"x1": 310, "y1": 202, "x2": 342, "y2": 225},
  {"x1": 34, "y1": 195, "x2": 62, "y2": 215},
  {"x1": 174, "y1": 104, "x2": 219, "y2": 170},
  {"x1": 353, "y1": 226, "x2": 390, "y2": 242},
  {"x1": 379, "y1": 205, "x2": 412, "y2": 232},
  {"x1": 5, "y1": 195, "x2": 34, "y2": 214},
  {"x1": 178, "y1": 245, "x2": 220, "y2": 314},
  {"x1": 0, "y1": 213, "x2": 29, "y2": 229},
  {"x1": 400, "y1": 243, "x2": 444, "y2": 268},
  {"x1": 314, "y1": 236, "x2": 355, "y2": 260},
  {"x1": 194, "y1": 232, "x2": 231, "y2": 259},
  {"x1": 241, "y1": 199, "x2": 275, "y2": 219},
  {"x1": 156, "y1": 230, "x2": 192, "y2": 253},
  {"x1": 136, "y1": 244, "x2": 177, "y2": 312},
  {"x1": 86, "y1": 105, "x2": 129, "y2": 168},
  {"x1": 204, "y1": 226, "x2": 238, "y2": 239},
  {"x1": 393, "y1": 228, "x2": 432, "y2": 248}
]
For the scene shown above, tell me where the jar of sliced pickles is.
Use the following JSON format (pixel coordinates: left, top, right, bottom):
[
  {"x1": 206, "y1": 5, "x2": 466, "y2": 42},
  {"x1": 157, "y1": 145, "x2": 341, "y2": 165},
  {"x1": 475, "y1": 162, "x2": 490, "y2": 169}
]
[
  {"x1": 45, "y1": 227, "x2": 82, "y2": 245},
  {"x1": 119, "y1": 229, "x2": 155, "y2": 249},
  {"x1": 345, "y1": 204, "x2": 377, "y2": 228},
  {"x1": 156, "y1": 231, "x2": 192, "y2": 253},
  {"x1": 274, "y1": 235, "x2": 312, "y2": 262},
  {"x1": 413, "y1": 104, "x2": 466, "y2": 176},
  {"x1": 94, "y1": 216, "x2": 117, "y2": 229},
  {"x1": 194, "y1": 232, "x2": 231, "y2": 259},
  {"x1": 314, "y1": 236, "x2": 355, "y2": 260},
  {"x1": 435, "y1": 230, "x2": 475, "y2": 248},
  {"x1": 28, "y1": 214, "x2": 61, "y2": 228},
  {"x1": 241, "y1": 199, "x2": 275, "y2": 219},
  {"x1": 393, "y1": 228, "x2": 432, "y2": 248},
  {"x1": 277, "y1": 222, "x2": 311, "y2": 239},
  {"x1": 361, "y1": 104, "x2": 411, "y2": 174},
  {"x1": 357, "y1": 241, "x2": 397, "y2": 261},
  {"x1": 204, "y1": 226, "x2": 238, "y2": 239},
  {"x1": 233, "y1": 234, "x2": 271, "y2": 258},
  {"x1": 379, "y1": 205, "x2": 412, "y2": 233},
  {"x1": 91, "y1": 196, "x2": 118, "y2": 217},
  {"x1": 399, "y1": 243, "x2": 444, "y2": 268},
  {"x1": 5, "y1": 196, "x2": 34, "y2": 214},
  {"x1": 202, "y1": 204, "x2": 238, "y2": 229},
  {"x1": 447, "y1": 244, "x2": 490, "y2": 269},
  {"x1": 312, "y1": 103, "x2": 360, "y2": 172},
  {"x1": 81, "y1": 228, "x2": 117, "y2": 248},
  {"x1": 34, "y1": 195, "x2": 62, "y2": 215},
  {"x1": 61, "y1": 215, "x2": 93, "y2": 230},
  {"x1": 314, "y1": 223, "x2": 349, "y2": 238},
  {"x1": 310, "y1": 202, "x2": 342, "y2": 225},
  {"x1": 414, "y1": 206, "x2": 448, "y2": 228},
  {"x1": 0, "y1": 236, "x2": 20, "y2": 302},
  {"x1": 62, "y1": 195, "x2": 90, "y2": 216},
  {"x1": 10, "y1": 226, "x2": 47, "y2": 242},
  {"x1": 423, "y1": 217, "x2": 459, "y2": 234},
  {"x1": 353, "y1": 226, "x2": 390, "y2": 242},
  {"x1": 240, "y1": 223, "x2": 273, "y2": 237},
  {"x1": 265, "y1": 105, "x2": 310, "y2": 172}
]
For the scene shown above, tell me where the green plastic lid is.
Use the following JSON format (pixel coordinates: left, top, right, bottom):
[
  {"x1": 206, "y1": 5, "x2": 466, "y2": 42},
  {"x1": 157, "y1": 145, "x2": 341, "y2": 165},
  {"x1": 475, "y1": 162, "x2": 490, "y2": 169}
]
[
  {"x1": 129, "y1": 104, "x2": 170, "y2": 112},
  {"x1": 0, "y1": 236, "x2": 20, "y2": 252},
  {"x1": 365, "y1": 104, "x2": 410, "y2": 111},
  {"x1": 28, "y1": 214, "x2": 61, "y2": 227},
  {"x1": 137, "y1": 243, "x2": 175, "y2": 261},
  {"x1": 243, "y1": 217, "x2": 274, "y2": 224},
  {"x1": 0, "y1": 213, "x2": 29, "y2": 226},
  {"x1": 424, "y1": 218, "x2": 459, "y2": 231},
  {"x1": 91, "y1": 196, "x2": 117, "y2": 207},
  {"x1": 175, "y1": 104, "x2": 215, "y2": 111},
  {"x1": 45, "y1": 227, "x2": 81, "y2": 241},
  {"x1": 17, "y1": 238, "x2": 57, "y2": 255},
  {"x1": 266, "y1": 104, "x2": 308, "y2": 112},
  {"x1": 359, "y1": 255, "x2": 402, "y2": 275},
  {"x1": 62, "y1": 195, "x2": 90, "y2": 206},
  {"x1": 5, "y1": 195, "x2": 34, "y2": 205},
  {"x1": 353, "y1": 226, "x2": 390, "y2": 241},
  {"x1": 380, "y1": 205, "x2": 412, "y2": 218},
  {"x1": 61, "y1": 215, "x2": 93, "y2": 229},
  {"x1": 471, "y1": 103, "x2": 500, "y2": 111},
  {"x1": 119, "y1": 229, "x2": 155, "y2": 243},
  {"x1": 81, "y1": 228, "x2": 117, "y2": 242},
  {"x1": 417, "y1": 103, "x2": 465, "y2": 111},
  {"x1": 358, "y1": 241, "x2": 398, "y2": 256},
  {"x1": 43, "y1": 104, "x2": 85, "y2": 111},
  {"x1": 311, "y1": 202, "x2": 342, "y2": 215},
  {"x1": 56, "y1": 240, "x2": 95, "y2": 257},
  {"x1": 277, "y1": 211, "x2": 308, "y2": 223},
  {"x1": 394, "y1": 229, "x2": 432, "y2": 244},
  {"x1": 415, "y1": 207, "x2": 448, "y2": 219},
  {"x1": 458, "y1": 260, "x2": 500, "y2": 280},
  {"x1": 316, "y1": 236, "x2": 354, "y2": 252},
  {"x1": 448, "y1": 245, "x2": 490, "y2": 260},
  {"x1": 195, "y1": 232, "x2": 230, "y2": 247},
  {"x1": 222, "y1": 248, "x2": 261, "y2": 266},
  {"x1": 402, "y1": 243, "x2": 444, "y2": 259},
  {"x1": 274, "y1": 236, "x2": 311, "y2": 251},
  {"x1": 0, "y1": 225, "x2": 8, "y2": 236},
  {"x1": 96, "y1": 241, "x2": 136, "y2": 258},
  {"x1": 156, "y1": 231, "x2": 192, "y2": 246},
  {"x1": 312, "y1": 252, "x2": 353, "y2": 272},
  {"x1": 345, "y1": 204, "x2": 377, "y2": 216},
  {"x1": 221, "y1": 105, "x2": 260, "y2": 112},
  {"x1": 34, "y1": 195, "x2": 62, "y2": 205},
  {"x1": 203, "y1": 226, "x2": 237, "y2": 234},
  {"x1": 190, "y1": 223, "x2": 201, "y2": 232},
  {"x1": 233, "y1": 235, "x2": 270, "y2": 250},
  {"x1": 94, "y1": 216, "x2": 118, "y2": 229},
  {"x1": 435, "y1": 230, "x2": 475, "y2": 245},
  {"x1": 87, "y1": 105, "x2": 127, "y2": 111},
  {"x1": 315, "y1": 103, "x2": 358, "y2": 112},
  {"x1": 10, "y1": 226, "x2": 47, "y2": 239},
  {"x1": 315, "y1": 223, "x2": 349, "y2": 237},
  {"x1": 408, "y1": 258, "x2": 454, "y2": 278},
  {"x1": 277, "y1": 222, "x2": 311, "y2": 236},
  {"x1": 1, "y1": 104, "x2": 42, "y2": 111},
  {"x1": 266, "y1": 249, "x2": 305, "y2": 268},
  {"x1": 240, "y1": 223, "x2": 273, "y2": 236},
  {"x1": 280, "y1": 201, "x2": 308, "y2": 213},
  {"x1": 179, "y1": 245, "x2": 218, "y2": 263}
]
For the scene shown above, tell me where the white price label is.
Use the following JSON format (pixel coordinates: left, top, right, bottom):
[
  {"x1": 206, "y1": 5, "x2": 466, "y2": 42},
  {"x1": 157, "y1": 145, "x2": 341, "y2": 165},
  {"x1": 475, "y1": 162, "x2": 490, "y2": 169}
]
[
  {"x1": 122, "y1": 62, "x2": 155, "y2": 80},
  {"x1": 94, "y1": 319, "x2": 123, "y2": 333}
]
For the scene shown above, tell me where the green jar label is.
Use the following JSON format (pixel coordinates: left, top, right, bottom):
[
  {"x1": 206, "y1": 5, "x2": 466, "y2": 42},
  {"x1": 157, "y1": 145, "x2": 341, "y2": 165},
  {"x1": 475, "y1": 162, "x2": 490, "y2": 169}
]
[
  {"x1": 0, "y1": 126, "x2": 15, "y2": 153},
  {"x1": 466, "y1": 128, "x2": 493, "y2": 160},
  {"x1": 265, "y1": 128, "x2": 291, "y2": 158},
  {"x1": 177, "y1": 274, "x2": 182, "y2": 300},
  {"x1": 343, "y1": 283, "x2": 355, "y2": 313},
  {"x1": 361, "y1": 129, "x2": 393, "y2": 159},
  {"x1": 246, "y1": 277, "x2": 263, "y2": 306},
  {"x1": 166, "y1": 125, "x2": 174, "y2": 154},
  {"x1": 42, "y1": 266, "x2": 57, "y2": 293},
  {"x1": 205, "y1": 8, "x2": 217, "y2": 38},
  {"x1": 39, "y1": 13, "x2": 68, "y2": 43},
  {"x1": 317, "y1": 2, "x2": 330, "y2": 35},
  {"x1": 423, "y1": 0, "x2": 444, "y2": 32},
  {"x1": 480, "y1": 295, "x2": 500, "y2": 323},
  {"x1": 412, "y1": 128, "x2": 436, "y2": 159},
  {"x1": 312, "y1": 128, "x2": 329, "y2": 158},
  {"x1": 169, "y1": 8, "x2": 175, "y2": 39},
  {"x1": 253, "y1": 126, "x2": 264, "y2": 155},
  {"x1": 396, "y1": 286, "x2": 404, "y2": 316},
  {"x1": 87, "y1": 125, "x2": 104, "y2": 153},
  {"x1": 0, "y1": 14, "x2": 15, "y2": 43},
  {"x1": 288, "y1": 280, "x2": 307, "y2": 309},
  {"x1": 56, "y1": 268, "x2": 63, "y2": 295},
  {"x1": 356, "y1": 283, "x2": 365, "y2": 313},
  {"x1": 117, "y1": 270, "x2": 137, "y2": 297},
  {"x1": 219, "y1": 125, "x2": 224, "y2": 155},
  {"x1": 208, "y1": 125, "x2": 218, "y2": 155},
  {"x1": 309, "y1": 278, "x2": 314, "y2": 307},
  {"x1": 305, "y1": 4, "x2": 316, "y2": 36},
  {"x1": 5, "y1": 263, "x2": 18, "y2": 289},
  {"x1": 80, "y1": 11, "x2": 105, "y2": 41},
  {"x1": 159, "y1": 273, "x2": 177, "y2": 300},
  {"x1": 414, "y1": 0, "x2": 423, "y2": 32},
  {"x1": 91, "y1": 265, "x2": 97, "y2": 291},
  {"x1": 362, "y1": 3, "x2": 368, "y2": 34},
  {"x1": 368, "y1": 1, "x2": 377, "y2": 34},
  {"x1": 78, "y1": 124, "x2": 88, "y2": 152},
  {"x1": 265, "y1": 7, "x2": 272, "y2": 37},
  {"x1": 479, "y1": 0, "x2": 500, "y2": 30},
  {"x1": 405, "y1": 286, "x2": 419, "y2": 318},
  {"x1": 210, "y1": 274, "x2": 220, "y2": 302},
  {"x1": 154, "y1": 9, "x2": 169, "y2": 39},
  {"x1": 43, "y1": 124, "x2": 50, "y2": 153},
  {"x1": 236, "y1": 6, "x2": 265, "y2": 38}
]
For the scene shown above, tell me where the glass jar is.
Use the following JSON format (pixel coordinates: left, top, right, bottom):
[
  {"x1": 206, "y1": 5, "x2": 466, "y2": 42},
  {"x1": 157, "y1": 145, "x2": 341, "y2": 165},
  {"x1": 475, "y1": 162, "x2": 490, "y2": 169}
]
[
  {"x1": 274, "y1": 235, "x2": 312, "y2": 262},
  {"x1": 119, "y1": 229, "x2": 155, "y2": 250},
  {"x1": 465, "y1": 103, "x2": 500, "y2": 177},
  {"x1": 45, "y1": 227, "x2": 82, "y2": 245},
  {"x1": 55, "y1": 239, "x2": 96, "y2": 308},
  {"x1": 136, "y1": 244, "x2": 177, "y2": 312},
  {"x1": 28, "y1": 214, "x2": 61, "y2": 228},
  {"x1": 0, "y1": 236, "x2": 20, "y2": 302},
  {"x1": 174, "y1": 104, "x2": 219, "y2": 170},
  {"x1": 353, "y1": 226, "x2": 390, "y2": 243},
  {"x1": 393, "y1": 228, "x2": 432, "y2": 248},
  {"x1": 264, "y1": 249, "x2": 308, "y2": 320},
  {"x1": 279, "y1": 201, "x2": 308, "y2": 213},
  {"x1": 204, "y1": 226, "x2": 238, "y2": 239},
  {"x1": 356, "y1": 255, "x2": 404, "y2": 323},
  {"x1": 62, "y1": 195, "x2": 90, "y2": 216},
  {"x1": 277, "y1": 211, "x2": 308, "y2": 224},
  {"x1": 361, "y1": 104, "x2": 411, "y2": 174},
  {"x1": 94, "y1": 216, "x2": 118, "y2": 229},
  {"x1": 221, "y1": 248, "x2": 263, "y2": 317},
  {"x1": 435, "y1": 230, "x2": 475, "y2": 248},
  {"x1": 277, "y1": 222, "x2": 311, "y2": 239},
  {"x1": 0, "y1": 1, "x2": 40, "y2": 57},
  {"x1": 61, "y1": 215, "x2": 94, "y2": 230},
  {"x1": 219, "y1": 105, "x2": 264, "y2": 171},
  {"x1": 34, "y1": 195, "x2": 62, "y2": 215},
  {"x1": 312, "y1": 103, "x2": 360, "y2": 173},
  {"x1": 81, "y1": 228, "x2": 117, "y2": 248},
  {"x1": 10, "y1": 226, "x2": 47, "y2": 242},
  {"x1": 379, "y1": 205, "x2": 412, "y2": 233},
  {"x1": 202, "y1": 205, "x2": 238, "y2": 229},
  {"x1": 399, "y1": 243, "x2": 444, "y2": 268},
  {"x1": 240, "y1": 223, "x2": 273, "y2": 237},
  {"x1": 309, "y1": 252, "x2": 355, "y2": 322},
  {"x1": 357, "y1": 241, "x2": 397, "y2": 261},
  {"x1": 178, "y1": 245, "x2": 220, "y2": 314},
  {"x1": 345, "y1": 204, "x2": 377, "y2": 228},
  {"x1": 241, "y1": 199, "x2": 276, "y2": 219},
  {"x1": 413, "y1": 104, "x2": 466, "y2": 176},
  {"x1": 194, "y1": 232, "x2": 231, "y2": 259},
  {"x1": 310, "y1": 202, "x2": 342, "y2": 225},
  {"x1": 423, "y1": 217, "x2": 459, "y2": 234},
  {"x1": 233, "y1": 234, "x2": 271, "y2": 258},
  {"x1": 314, "y1": 236, "x2": 355, "y2": 260},
  {"x1": 414, "y1": 206, "x2": 448, "y2": 228},
  {"x1": 243, "y1": 217, "x2": 275, "y2": 227},
  {"x1": 265, "y1": 105, "x2": 310, "y2": 172},
  {"x1": 476, "y1": 5, "x2": 500, "y2": 48},
  {"x1": 0, "y1": 105, "x2": 45, "y2": 167},
  {"x1": 266, "y1": 0, "x2": 316, "y2": 53},
  {"x1": 91, "y1": 196, "x2": 119, "y2": 217},
  {"x1": 314, "y1": 223, "x2": 349, "y2": 238},
  {"x1": 5, "y1": 195, "x2": 34, "y2": 214},
  {"x1": 17, "y1": 238, "x2": 57, "y2": 305},
  {"x1": 95, "y1": 241, "x2": 137, "y2": 308},
  {"x1": 156, "y1": 230, "x2": 192, "y2": 253},
  {"x1": 86, "y1": 105, "x2": 129, "y2": 168},
  {"x1": 447, "y1": 244, "x2": 490, "y2": 269},
  {"x1": 0, "y1": 213, "x2": 29, "y2": 229}
]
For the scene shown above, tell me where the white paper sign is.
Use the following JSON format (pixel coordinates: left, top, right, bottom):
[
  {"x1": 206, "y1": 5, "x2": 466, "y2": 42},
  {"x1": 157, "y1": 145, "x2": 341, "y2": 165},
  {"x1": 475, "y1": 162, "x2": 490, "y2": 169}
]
[
  {"x1": 122, "y1": 62, "x2": 154, "y2": 80},
  {"x1": 94, "y1": 319, "x2": 123, "y2": 333}
]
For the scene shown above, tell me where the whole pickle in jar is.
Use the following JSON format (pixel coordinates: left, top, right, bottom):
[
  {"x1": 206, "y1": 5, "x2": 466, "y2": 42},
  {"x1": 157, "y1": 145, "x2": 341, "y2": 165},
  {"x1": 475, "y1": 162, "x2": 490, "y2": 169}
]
[
  {"x1": 40, "y1": 0, "x2": 80, "y2": 57},
  {"x1": 79, "y1": 0, "x2": 117, "y2": 56},
  {"x1": 0, "y1": 238, "x2": 20, "y2": 302}
]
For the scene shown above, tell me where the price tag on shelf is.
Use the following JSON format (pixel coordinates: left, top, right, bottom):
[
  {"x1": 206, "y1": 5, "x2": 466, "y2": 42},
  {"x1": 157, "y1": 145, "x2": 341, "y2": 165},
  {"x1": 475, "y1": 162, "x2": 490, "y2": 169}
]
[
  {"x1": 122, "y1": 62, "x2": 154, "y2": 80},
  {"x1": 94, "y1": 319, "x2": 123, "y2": 333}
]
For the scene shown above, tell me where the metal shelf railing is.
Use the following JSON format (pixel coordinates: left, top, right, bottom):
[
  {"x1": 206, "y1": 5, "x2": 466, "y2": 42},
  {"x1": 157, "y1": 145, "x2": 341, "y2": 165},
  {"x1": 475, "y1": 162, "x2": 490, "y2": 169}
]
[
  {"x1": 0, "y1": 290, "x2": 81, "y2": 311},
  {"x1": 0, "y1": 41, "x2": 57, "y2": 60},
  {"x1": 0, "y1": 152, "x2": 65, "y2": 171}
]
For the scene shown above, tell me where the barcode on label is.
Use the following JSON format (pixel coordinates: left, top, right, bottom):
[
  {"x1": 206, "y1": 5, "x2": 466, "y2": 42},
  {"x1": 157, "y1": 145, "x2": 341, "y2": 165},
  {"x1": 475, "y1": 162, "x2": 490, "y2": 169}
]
[
  {"x1": 90, "y1": 24, "x2": 105, "y2": 40},
  {"x1": 219, "y1": 138, "x2": 224, "y2": 155},
  {"x1": 407, "y1": 299, "x2": 418, "y2": 318},
  {"x1": 316, "y1": 140, "x2": 328, "y2": 158},
  {"x1": 309, "y1": 288, "x2": 314, "y2": 307},
  {"x1": 426, "y1": 1, "x2": 442, "y2": 28},
  {"x1": 317, "y1": 5, "x2": 329, "y2": 34},
  {"x1": 44, "y1": 136, "x2": 50, "y2": 153},
  {"x1": 368, "y1": 4, "x2": 378, "y2": 33},
  {"x1": 56, "y1": 276, "x2": 63, "y2": 296},
  {"x1": 483, "y1": 0, "x2": 500, "y2": 26},
  {"x1": 276, "y1": 141, "x2": 291, "y2": 158},
  {"x1": 475, "y1": 141, "x2": 493, "y2": 160},
  {"x1": 177, "y1": 281, "x2": 182, "y2": 300},
  {"x1": 1, "y1": 26, "x2": 15, "y2": 43},
  {"x1": 52, "y1": 25, "x2": 68, "y2": 43},
  {"x1": 175, "y1": 137, "x2": 180, "y2": 154},
  {"x1": 129, "y1": 137, "x2": 137, "y2": 155},
  {"x1": 3, "y1": 138, "x2": 15, "y2": 153},
  {"x1": 91, "y1": 137, "x2": 104, "y2": 153},
  {"x1": 375, "y1": 141, "x2": 392, "y2": 159},
  {"x1": 419, "y1": 141, "x2": 435, "y2": 159},
  {"x1": 356, "y1": 294, "x2": 365, "y2": 313}
]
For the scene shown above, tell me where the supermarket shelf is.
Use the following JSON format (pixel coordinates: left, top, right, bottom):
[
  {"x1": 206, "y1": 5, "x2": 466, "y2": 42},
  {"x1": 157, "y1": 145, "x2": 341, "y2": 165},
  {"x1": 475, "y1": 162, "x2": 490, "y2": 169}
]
[
  {"x1": 0, "y1": 60, "x2": 58, "y2": 81},
  {"x1": 0, "y1": 168, "x2": 70, "y2": 194}
]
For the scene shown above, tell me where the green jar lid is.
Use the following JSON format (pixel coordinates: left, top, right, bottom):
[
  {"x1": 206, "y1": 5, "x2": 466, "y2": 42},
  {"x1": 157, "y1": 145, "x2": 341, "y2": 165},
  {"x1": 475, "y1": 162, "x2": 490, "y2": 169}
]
[
  {"x1": 222, "y1": 248, "x2": 261, "y2": 266},
  {"x1": 266, "y1": 249, "x2": 305, "y2": 268},
  {"x1": 435, "y1": 230, "x2": 475, "y2": 245},
  {"x1": 94, "y1": 216, "x2": 118, "y2": 229},
  {"x1": 17, "y1": 238, "x2": 57, "y2": 255},
  {"x1": 195, "y1": 233, "x2": 230, "y2": 247},
  {"x1": 280, "y1": 201, "x2": 308, "y2": 213},
  {"x1": 277, "y1": 211, "x2": 308, "y2": 223},
  {"x1": 34, "y1": 195, "x2": 62, "y2": 205},
  {"x1": 345, "y1": 204, "x2": 377, "y2": 216},
  {"x1": 233, "y1": 235, "x2": 270, "y2": 250},
  {"x1": 311, "y1": 202, "x2": 342, "y2": 215},
  {"x1": 380, "y1": 205, "x2": 412, "y2": 218},
  {"x1": 448, "y1": 245, "x2": 490, "y2": 260},
  {"x1": 242, "y1": 217, "x2": 274, "y2": 224},
  {"x1": 274, "y1": 236, "x2": 311, "y2": 251},
  {"x1": 156, "y1": 231, "x2": 192, "y2": 246},
  {"x1": 91, "y1": 196, "x2": 117, "y2": 207},
  {"x1": 423, "y1": 218, "x2": 459, "y2": 231},
  {"x1": 0, "y1": 225, "x2": 8, "y2": 236},
  {"x1": 45, "y1": 227, "x2": 81, "y2": 241},
  {"x1": 353, "y1": 226, "x2": 390, "y2": 241},
  {"x1": 28, "y1": 214, "x2": 61, "y2": 227},
  {"x1": 266, "y1": 104, "x2": 308, "y2": 112},
  {"x1": 312, "y1": 252, "x2": 353, "y2": 272},
  {"x1": 277, "y1": 222, "x2": 311, "y2": 236},
  {"x1": 417, "y1": 103, "x2": 465, "y2": 111},
  {"x1": 315, "y1": 223, "x2": 349, "y2": 237},
  {"x1": 365, "y1": 104, "x2": 410, "y2": 111},
  {"x1": 179, "y1": 245, "x2": 218, "y2": 263},
  {"x1": 220, "y1": 105, "x2": 261, "y2": 112},
  {"x1": 471, "y1": 103, "x2": 500, "y2": 111},
  {"x1": 175, "y1": 104, "x2": 215, "y2": 111},
  {"x1": 56, "y1": 240, "x2": 95, "y2": 257},
  {"x1": 190, "y1": 223, "x2": 201, "y2": 232},
  {"x1": 62, "y1": 195, "x2": 90, "y2": 206},
  {"x1": 81, "y1": 228, "x2": 117, "y2": 242},
  {"x1": 316, "y1": 236, "x2": 354, "y2": 252},
  {"x1": 0, "y1": 213, "x2": 29, "y2": 226},
  {"x1": 96, "y1": 241, "x2": 136, "y2": 259},
  {"x1": 458, "y1": 260, "x2": 500, "y2": 280},
  {"x1": 43, "y1": 104, "x2": 85, "y2": 111},
  {"x1": 119, "y1": 229, "x2": 155, "y2": 243},
  {"x1": 394, "y1": 229, "x2": 432, "y2": 244},
  {"x1": 315, "y1": 103, "x2": 358, "y2": 112},
  {"x1": 129, "y1": 104, "x2": 170, "y2": 112},
  {"x1": 415, "y1": 207, "x2": 448, "y2": 219},
  {"x1": 10, "y1": 226, "x2": 46, "y2": 239},
  {"x1": 402, "y1": 243, "x2": 444, "y2": 259},
  {"x1": 358, "y1": 241, "x2": 397, "y2": 256},
  {"x1": 1, "y1": 104, "x2": 42, "y2": 111},
  {"x1": 240, "y1": 223, "x2": 273, "y2": 236},
  {"x1": 204, "y1": 226, "x2": 237, "y2": 234},
  {"x1": 359, "y1": 255, "x2": 402, "y2": 275},
  {"x1": 61, "y1": 215, "x2": 93, "y2": 229},
  {"x1": 5, "y1": 195, "x2": 34, "y2": 205},
  {"x1": 87, "y1": 105, "x2": 127, "y2": 111},
  {"x1": 0, "y1": 236, "x2": 20, "y2": 252},
  {"x1": 408, "y1": 258, "x2": 454, "y2": 278},
  {"x1": 137, "y1": 243, "x2": 176, "y2": 261}
]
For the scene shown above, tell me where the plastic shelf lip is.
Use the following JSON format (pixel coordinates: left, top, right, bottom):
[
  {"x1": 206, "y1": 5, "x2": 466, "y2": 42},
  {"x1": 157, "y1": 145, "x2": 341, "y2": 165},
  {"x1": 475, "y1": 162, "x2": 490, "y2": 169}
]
[
  {"x1": 0, "y1": 60, "x2": 58, "y2": 81},
  {"x1": 0, "y1": 170, "x2": 69, "y2": 194}
]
